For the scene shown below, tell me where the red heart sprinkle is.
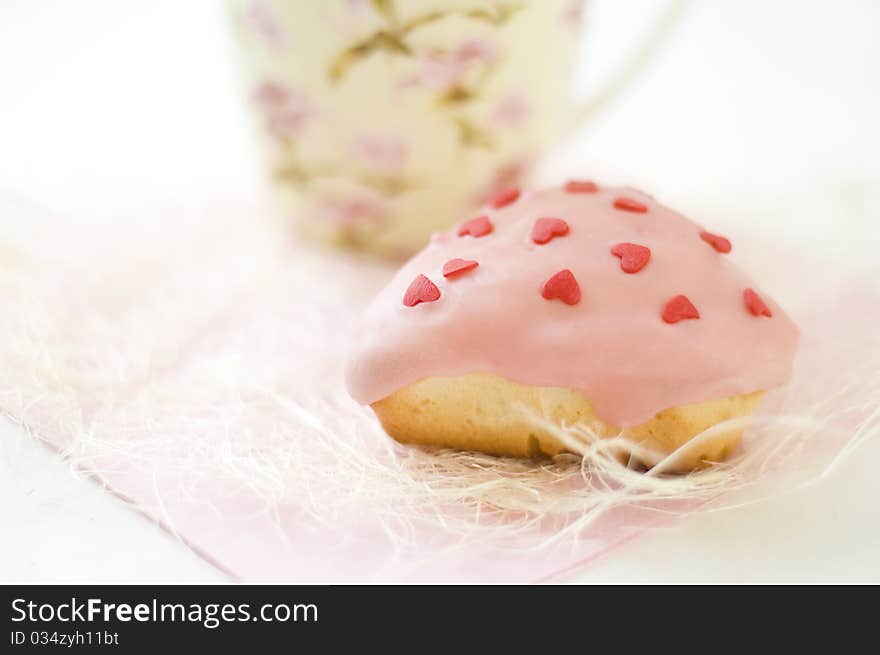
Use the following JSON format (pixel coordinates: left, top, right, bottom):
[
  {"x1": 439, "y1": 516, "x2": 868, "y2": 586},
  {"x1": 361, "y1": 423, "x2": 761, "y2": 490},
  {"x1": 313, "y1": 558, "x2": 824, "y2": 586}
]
[
  {"x1": 613, "y1": 197, "x2": 648, "y2": 213},
  {"x1": 565, "y1": 180, "x2": 598, "y2": 193},
  {"x1": 662, "y1": 294, "x2": 700, "y2": 323},
  {"x1": 457, "y1": 215, "x2": 493, "y2": 238},
  {"x1": 489, "y1": 188, "x2": 520, "y2": 209},
  {"x1": 403, "y1": 274, "x2": 441, "y2": 307},
  {"x1": 442, "y1": 258, "x2": 479, "y2": 277},
  {"x1": 541, "y1": 269, "x2": 581, "y2": 305},
  {"x1": 610, "y1": 242, "x2": 651, "y2": 273},
  {"x1": 699, "y1": 231, "x2": 732, "y2": 253},
  {"x1": 531, "y1": 217, "x2": 570, "y2": 244},
  {"x1": 744, "y1": 288, "x2": 772, "y2": 317}
]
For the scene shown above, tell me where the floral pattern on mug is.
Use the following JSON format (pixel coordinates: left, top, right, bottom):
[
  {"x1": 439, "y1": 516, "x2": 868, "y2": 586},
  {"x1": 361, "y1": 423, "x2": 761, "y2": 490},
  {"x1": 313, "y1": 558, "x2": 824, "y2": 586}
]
[
  {"x1": 253, "y1": 81, "x2": 313, "y2": 141},
  {"x1": 396, "y1": 38, "x2": 498, "y2": 92},
  {"x1": 343, "y1": 0, "x2": 370, "y2": 17},
  {"x1": 245, "y1": 1, "x2": 287, "y2": 50},
  {"x1": 231, "y1": 0, "x2": 579, "y2": 255},
  {"x1": 318, "y1": 193, "x2": 388, "y2": 228},
  {"x1": 352, "y1": 133, "x2": 409, "y2": 174},
  {"x1": 560, "y1": 0, "x2": 586, "y2": 26},
  {"x1": 471, "y1": 156, "x2": 532, "y2": 207},
  {"x1": 492, "y1": 90, "x2": 531, "y2": 128}
]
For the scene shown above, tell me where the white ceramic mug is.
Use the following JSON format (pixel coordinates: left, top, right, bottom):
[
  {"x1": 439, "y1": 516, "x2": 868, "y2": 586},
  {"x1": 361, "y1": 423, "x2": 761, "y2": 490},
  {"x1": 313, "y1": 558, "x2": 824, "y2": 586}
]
[{"x1": 228, "y1": 0, "x2": 682, "y2": 256}]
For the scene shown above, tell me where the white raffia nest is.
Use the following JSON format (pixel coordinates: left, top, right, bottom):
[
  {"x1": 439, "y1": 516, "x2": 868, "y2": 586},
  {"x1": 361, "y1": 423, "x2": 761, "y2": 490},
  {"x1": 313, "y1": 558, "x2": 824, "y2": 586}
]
[{"x1": 1, "y1": 192, "x2": 878, "y2": 557}]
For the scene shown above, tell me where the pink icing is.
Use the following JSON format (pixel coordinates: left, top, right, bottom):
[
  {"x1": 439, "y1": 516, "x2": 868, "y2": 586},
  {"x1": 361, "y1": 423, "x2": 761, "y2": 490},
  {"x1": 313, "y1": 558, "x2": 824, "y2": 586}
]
[{"x1": 346, "y1": 186, "x2": 800, "y2": 426}]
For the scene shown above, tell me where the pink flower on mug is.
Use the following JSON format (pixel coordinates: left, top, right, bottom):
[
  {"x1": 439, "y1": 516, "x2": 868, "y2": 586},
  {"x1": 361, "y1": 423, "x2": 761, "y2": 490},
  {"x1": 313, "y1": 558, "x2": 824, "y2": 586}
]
[
  {"x1": 245, "y1": 1, "x2": 287, "y2": 50},
  {"x1": 253, "y1": 81, "x2": 289, "y2": 108},
  {"x1": 453, "y1": 39, "x2": 497, "y2": 65},
  {"x1": 471, "y1": 157, "x2": 532, "y2": 206},
  {"x1": 396, "y1": 57, "x2": 456, "y2": 90},
  {"x1": 319, "y1": 195, "x2": 387, "y2": 227},
  {"x1": 343, "y1": 0, "x2": 370, "y2": 16},
  {"x1": 253, "y1": 81, "x2": 312, "y2": 140},
  {"x1": 492, "y1": 90, "x2": 531, "y2": 127},
  {"x1": 490, "y1": 158, "x2": 530, "y2": 191},
  {"x1": 323, "y1": 0, "x2": 382, "y2": 39},
  {"x1": 560, "y1": 0, "x2": 586, "y2": 26},
  {"x1": 353, "y1": 133, "x2": 409, "y2": 173},
  {"x1": 397, "y1": 38, "x2": 498, "y2": 91}
]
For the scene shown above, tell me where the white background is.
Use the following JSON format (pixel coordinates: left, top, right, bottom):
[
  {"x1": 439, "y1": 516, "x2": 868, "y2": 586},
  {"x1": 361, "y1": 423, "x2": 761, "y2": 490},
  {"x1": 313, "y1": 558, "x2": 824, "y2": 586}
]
[{"x1": 1, "y1": 0, "x2": 878, "y2": 582}]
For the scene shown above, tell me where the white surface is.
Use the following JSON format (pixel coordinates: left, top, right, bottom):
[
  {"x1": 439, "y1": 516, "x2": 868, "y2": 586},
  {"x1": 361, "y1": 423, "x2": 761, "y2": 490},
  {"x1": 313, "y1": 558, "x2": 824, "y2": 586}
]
[
  {"x1": 0, "y1": 420, "x2": 224, "y2": 583},
  {"x1": 1, "y1": 0, "x2": 878, "y2": 583}
]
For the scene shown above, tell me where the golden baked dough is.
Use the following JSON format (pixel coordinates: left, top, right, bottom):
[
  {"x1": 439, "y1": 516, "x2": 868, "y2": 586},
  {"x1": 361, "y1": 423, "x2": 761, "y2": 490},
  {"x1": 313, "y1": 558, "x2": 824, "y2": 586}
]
[{"x1": 372, "y1": 373, "x2": 763, "y2": 472}]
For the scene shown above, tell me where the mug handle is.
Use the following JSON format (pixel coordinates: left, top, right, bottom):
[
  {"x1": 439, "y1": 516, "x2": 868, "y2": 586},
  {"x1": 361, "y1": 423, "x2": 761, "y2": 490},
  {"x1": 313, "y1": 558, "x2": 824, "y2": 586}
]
[{"x1": 572, "y1": 0, "x2": 690, "y2": 130}]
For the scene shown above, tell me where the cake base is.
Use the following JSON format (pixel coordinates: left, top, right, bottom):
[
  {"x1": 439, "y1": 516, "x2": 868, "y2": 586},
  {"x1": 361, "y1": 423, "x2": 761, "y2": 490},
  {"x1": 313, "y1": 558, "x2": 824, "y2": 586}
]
[{"x1": 371, "y1": 373, "x2": 763, "y2": 472}]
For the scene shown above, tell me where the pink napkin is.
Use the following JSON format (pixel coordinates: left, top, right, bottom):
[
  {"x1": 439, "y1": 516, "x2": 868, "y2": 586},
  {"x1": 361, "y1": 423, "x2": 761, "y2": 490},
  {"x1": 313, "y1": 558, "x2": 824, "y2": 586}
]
[{"x1": 1, "y1": 192, "x2": 876, "y2": 582}]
